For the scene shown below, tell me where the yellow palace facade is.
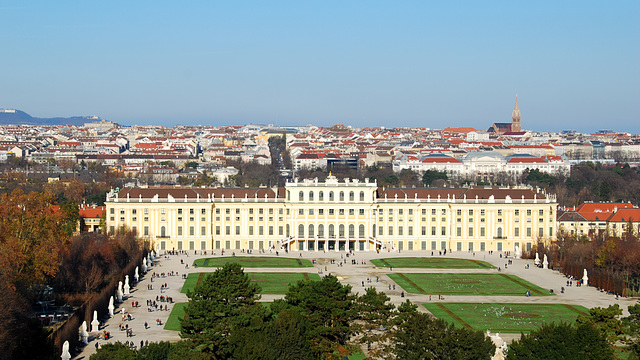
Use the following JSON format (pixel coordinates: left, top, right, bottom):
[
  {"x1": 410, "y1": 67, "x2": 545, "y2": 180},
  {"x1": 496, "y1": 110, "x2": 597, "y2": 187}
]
[{"x1": 105, "y1": 176, "x2": 557, "y2": 253}]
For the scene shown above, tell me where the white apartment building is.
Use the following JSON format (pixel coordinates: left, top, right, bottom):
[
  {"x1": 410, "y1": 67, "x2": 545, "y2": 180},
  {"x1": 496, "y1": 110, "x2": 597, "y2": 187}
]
[{"x1": 393, "y1": 152, "x2": 570, "y2": 179}]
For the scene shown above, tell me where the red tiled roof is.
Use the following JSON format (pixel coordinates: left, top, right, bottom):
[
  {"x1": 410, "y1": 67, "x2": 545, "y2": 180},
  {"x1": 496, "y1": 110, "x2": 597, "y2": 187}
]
[
  {"x1": 606, "y1": 208, "x2": 640, "y2": 222},
  {"x1": 116, "y1": 187, "x2": 282, "y2": 200},
  {"x1": 422, "y1": 157, "x2": 461, "y2": 164},
  {"x1": 380, "y1": 188, "x2": 466, "y2": 200},
  {"x1": 576, "y1": 202, "x2": 633, "y2": 221},
  {"x1": 79, "y1": 206, "x2": 105, "y2": 218},
  {"x1": 443, "y1": 127, "x2": 477, "y2": 133}
]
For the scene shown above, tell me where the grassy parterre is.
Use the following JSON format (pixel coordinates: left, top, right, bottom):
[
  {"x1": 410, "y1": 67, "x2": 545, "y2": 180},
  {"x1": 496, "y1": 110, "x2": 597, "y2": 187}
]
[
  {"x1": 181, "y1": 272, "x2": 321, "y2": 294},
  {"x1": 371, "y1": 257, "x2": 495, "y2": 269},
  {"x1": 164, "y1": 302, "x2": 187, "y2": 331},
  {"x1": 388, "y1": 273, "x2": 551, "y2": 296},
  {"x1": 193, "y1": 256, "x2": 313, "y2": 268},
  {"x1": 423, "y1": 302, "x2": 588, "y2": 333}
]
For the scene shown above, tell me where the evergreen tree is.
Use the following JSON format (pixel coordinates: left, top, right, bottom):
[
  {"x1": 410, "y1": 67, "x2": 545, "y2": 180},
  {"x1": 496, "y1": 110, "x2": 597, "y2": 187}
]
[
  {"x1": 576, "y1": 304, "x2": 624, "y2": 343},
  {"x1": 89, "y1": 343, "x2": 136, "y2": 360},
  {"x1": 284, "y1": 274, "x2": 357, "y2": 359},
  {"x1": 180, "y1": 262, "x2": 267, "y2": 358},
  {"x1": 507, "y1": 322, "x2": 614, "y2": 360},
  {"x1": 263, "y1": 308, "x2": 315, "y2": 360},
  {"x1": 354, "y1": 287, "x2": 395, "y2": 357},
  {"x1": 422, "y1": 169, "x2": 448, "y2": 186},
  {"x1": 393, "y1": 312, "x2": 495, "y2": 360}
]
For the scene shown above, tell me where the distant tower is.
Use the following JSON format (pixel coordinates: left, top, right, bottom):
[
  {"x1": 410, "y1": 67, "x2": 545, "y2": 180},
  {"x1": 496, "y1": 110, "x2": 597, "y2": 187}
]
[{"x1": 511, "y1": 95, "x2": 521, "y2": 132}]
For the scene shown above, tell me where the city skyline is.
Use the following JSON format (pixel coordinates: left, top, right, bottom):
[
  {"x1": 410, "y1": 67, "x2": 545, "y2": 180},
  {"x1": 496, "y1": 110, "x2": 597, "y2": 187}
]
[{"x1": 1, "y1": 1, "x2": 638, "y2": 132}]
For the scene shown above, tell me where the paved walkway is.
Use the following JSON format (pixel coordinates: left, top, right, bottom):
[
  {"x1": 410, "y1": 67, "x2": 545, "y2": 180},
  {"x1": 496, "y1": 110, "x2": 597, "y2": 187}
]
[{"x1": 74, "y1": 249, "x2": 638, "y2": 358}]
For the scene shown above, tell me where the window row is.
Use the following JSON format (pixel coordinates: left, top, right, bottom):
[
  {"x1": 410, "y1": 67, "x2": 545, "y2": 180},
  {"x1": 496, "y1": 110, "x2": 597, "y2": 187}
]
[{"x1": 295, "y1": 190, "x2": 367, "y2": 202}]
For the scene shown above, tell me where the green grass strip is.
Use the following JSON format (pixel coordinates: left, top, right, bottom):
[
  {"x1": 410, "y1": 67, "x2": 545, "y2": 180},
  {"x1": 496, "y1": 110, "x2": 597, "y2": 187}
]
[
  {"x1": 180, "y1": 273, "x2": 203, "y2": 294},
  {"x1": 164, "y1": 302, "x2": 187, "y2": 331},
  {"x1": 249, "y1": 272, "x2": 321, "y2": 294},
  {"x1": 193, "y1": 257, "x2": 313, "y2": 268},
  {"x1": 371, "y1": 257, "x2": 495, "y2": 269}
]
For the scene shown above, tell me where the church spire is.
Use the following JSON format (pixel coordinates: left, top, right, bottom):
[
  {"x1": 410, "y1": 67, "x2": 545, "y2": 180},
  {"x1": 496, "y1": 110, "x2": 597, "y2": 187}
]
[{"x1": 511, "y1": 94, "x2": 521, "y2": 132}]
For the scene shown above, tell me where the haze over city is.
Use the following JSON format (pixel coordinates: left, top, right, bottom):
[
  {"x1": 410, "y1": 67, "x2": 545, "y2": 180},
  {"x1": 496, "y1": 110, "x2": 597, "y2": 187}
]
[{"x1": 1, "y1": 1, "x2": 638, "y2": 132}]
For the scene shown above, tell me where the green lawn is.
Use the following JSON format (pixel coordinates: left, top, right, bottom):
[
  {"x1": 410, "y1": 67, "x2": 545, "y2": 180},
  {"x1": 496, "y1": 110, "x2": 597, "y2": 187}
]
[
  {"x1": 371, "y1": 257, "x2": 494, "y2": 269},
  {"x1": 388, "y1": 273, "x2": 552, "y2": 296},
  {"x1": 180, "y1": 272, "x2": 201, "y2": 293},
  {"x1": 346, "y1": 352, "x2": 366, "y2": 359},
  {"x1": 164, "y1": 302, "x2": 187, "y2": 331},
  {"x1": 193, "y1": 256, "x2": 313, "y2": 268},
  {"x1": 249, "y1": 272, "x2": 321, "y2": 294},
  {"x1": 424, "y1": 302, "x2": 588, "y2": 333},
  {"x1": 182, "y1": 272, "x2": 321, "y2": 294}
]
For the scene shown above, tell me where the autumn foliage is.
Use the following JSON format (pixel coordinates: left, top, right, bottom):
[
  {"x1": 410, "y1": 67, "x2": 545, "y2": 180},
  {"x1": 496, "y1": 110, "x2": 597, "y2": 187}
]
[
  {"x1": 0, "y1": 189, "x2": 72, "y2": 293},
  {"x1": 55, "y1": 230, "x2": 142, "y2": 305}
]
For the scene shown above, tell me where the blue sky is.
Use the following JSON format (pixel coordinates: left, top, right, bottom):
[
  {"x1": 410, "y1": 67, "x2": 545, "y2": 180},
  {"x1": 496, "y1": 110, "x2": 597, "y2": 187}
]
[{"x1": 1, "y1": 1, "x2": 638, "y2": 132}]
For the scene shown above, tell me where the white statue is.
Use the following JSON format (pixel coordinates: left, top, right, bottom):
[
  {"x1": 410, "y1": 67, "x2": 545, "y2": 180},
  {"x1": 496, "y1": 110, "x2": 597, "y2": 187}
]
[
  {"x1": 543, "y1": 254, "x2": 549, "y2": 269},
  {"x1": 108, "y1": 296, "x2": 115, "y2": 316},
  {"x1": 116, "y1": 281, "x2": 123, "y2": 303},
  {"x1": 488, "y1": 331, "x2": 506, "y2": 360},
  {"x1": 142, "y1": 257, "x2": 148, "y2": 273},
  {"x1": 514, "y1": 245, "x2": 522, "y2": 259},
  {"x1": 80, "y1": 321, "x2": 89, "y2": 344},
  {"x1": 124, "y1": 275, "x2": 130, "y2": 295},
  {"x1": 534, "y1": 253, "x2": 540, "y2": 266},
  {"x1": 583, "y1": 269, "x2": 589, "y2": 287},
  {"x1": 61, "y1": 340, "x2": 71, "y2": 360},
  {"x1": 91, "y1": 310, "x2": 99, "y2": 332},
  {"x1": 134, "y1": 266, "x2": 139, "y2": 283}
]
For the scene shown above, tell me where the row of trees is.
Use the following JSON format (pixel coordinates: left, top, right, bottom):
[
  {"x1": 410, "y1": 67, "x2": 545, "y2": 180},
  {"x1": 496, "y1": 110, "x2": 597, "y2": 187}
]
[
  {"x1": 523, "y1": 163, "x2": 640, "y2": 207},
  {"x1": 54, "y1": 231, "x2": 145, "y2": 305},
  {"x1": 526, "y1": 228, "x2": 640, "y2": 297},
  {"x1": 296, "y1": 164, "x2": 449, "y2": 188}
]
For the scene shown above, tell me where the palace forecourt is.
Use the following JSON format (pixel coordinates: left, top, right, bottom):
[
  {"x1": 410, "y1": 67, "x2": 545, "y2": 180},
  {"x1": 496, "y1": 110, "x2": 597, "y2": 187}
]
[
  {"x1": 75, "y1": 249, "x2": 636, "y2": 359},
  {"x1": 106, "y1": 176, "x2": 557, "y2": 254}
]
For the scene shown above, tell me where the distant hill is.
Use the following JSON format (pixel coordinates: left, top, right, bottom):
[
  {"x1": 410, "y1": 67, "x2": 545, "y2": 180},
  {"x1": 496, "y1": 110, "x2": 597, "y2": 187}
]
[{"x1": 0, "y1": 109, "x2": 95, "y2": 126}]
